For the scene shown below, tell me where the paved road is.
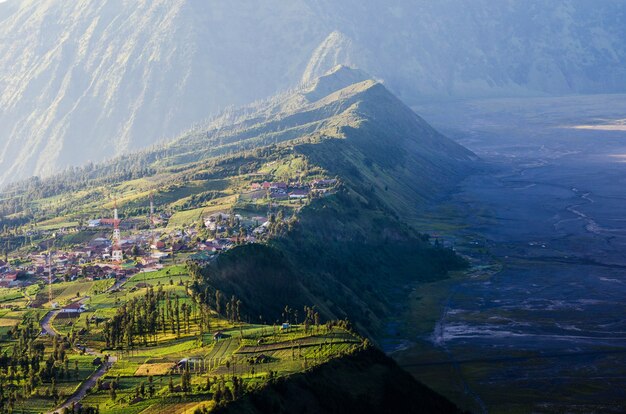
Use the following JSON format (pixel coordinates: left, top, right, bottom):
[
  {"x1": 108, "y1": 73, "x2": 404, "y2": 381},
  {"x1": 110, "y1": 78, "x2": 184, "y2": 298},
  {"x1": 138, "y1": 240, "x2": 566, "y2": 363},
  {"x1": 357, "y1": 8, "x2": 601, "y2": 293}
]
[
  {"x1": 47, "y1": 355, "x2": 116, "y2": 414},
  {"x1": 41, "y1": 289, "x2": 121, "y2": 413},
  {"x1": 40, "y1": 309, "x2": 59, "y2": 336}
]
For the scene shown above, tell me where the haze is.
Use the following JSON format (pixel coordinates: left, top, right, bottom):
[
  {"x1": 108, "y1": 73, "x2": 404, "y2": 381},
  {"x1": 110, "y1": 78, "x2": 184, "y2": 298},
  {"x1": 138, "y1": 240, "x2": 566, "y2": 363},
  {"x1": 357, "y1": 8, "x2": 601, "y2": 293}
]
[{"x1": 0, "y1": 1, "x2": 625, "y2": 413}]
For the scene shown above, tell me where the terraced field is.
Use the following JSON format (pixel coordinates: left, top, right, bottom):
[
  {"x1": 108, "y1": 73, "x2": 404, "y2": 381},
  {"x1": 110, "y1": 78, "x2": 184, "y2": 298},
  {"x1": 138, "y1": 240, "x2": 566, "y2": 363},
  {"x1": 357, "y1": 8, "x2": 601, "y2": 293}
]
[{"x1": 44, "y1": 264, "x2": 365, "y2": 413}]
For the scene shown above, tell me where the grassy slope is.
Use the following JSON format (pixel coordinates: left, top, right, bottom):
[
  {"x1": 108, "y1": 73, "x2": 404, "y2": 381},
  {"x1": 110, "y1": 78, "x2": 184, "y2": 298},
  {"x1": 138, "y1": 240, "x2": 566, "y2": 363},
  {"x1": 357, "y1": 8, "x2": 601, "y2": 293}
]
[
  {"x1": 296, "y1": 82, "x2": 475, "y2": 219},
  {"x1": 212, "y1": 347, "x2": 465, "y2": 414},
  {"x1": 198, "y1": 190, "x2": 467, "y2": 338},
  {"x1": 197, "y1": 82, "x2": 473, "y2": 336}
]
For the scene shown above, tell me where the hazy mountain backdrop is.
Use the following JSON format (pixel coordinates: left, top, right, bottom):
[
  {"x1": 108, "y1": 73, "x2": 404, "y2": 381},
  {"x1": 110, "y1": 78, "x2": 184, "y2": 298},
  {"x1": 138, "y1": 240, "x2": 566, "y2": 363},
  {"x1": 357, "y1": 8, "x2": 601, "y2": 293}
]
[{"x1": 1, "y1": 0, "x2": 625, "y2": 185}]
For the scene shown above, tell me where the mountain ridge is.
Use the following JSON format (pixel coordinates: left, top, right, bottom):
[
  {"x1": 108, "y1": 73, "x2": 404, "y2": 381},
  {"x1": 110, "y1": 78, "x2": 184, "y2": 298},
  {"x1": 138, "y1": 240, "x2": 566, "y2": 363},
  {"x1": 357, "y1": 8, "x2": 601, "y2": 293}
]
[
  {"x1": 1, "y1": 0, "x2": 625, "y2": 184},
  {"x1": 170, "y1": 67, "x2": 475, "y2": 337},
  {"x1": 0, "y1": 61, "x2": 473, "y2": 413},
  {"x1": 0, "y1": 66, "x2": 475, "y2": 240}
]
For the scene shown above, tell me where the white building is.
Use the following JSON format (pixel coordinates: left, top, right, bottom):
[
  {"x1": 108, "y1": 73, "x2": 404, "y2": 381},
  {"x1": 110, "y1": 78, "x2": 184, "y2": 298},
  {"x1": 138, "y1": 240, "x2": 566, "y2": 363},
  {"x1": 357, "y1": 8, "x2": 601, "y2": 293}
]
[
  {"x1": 88, "y1": 219, "x2": 101, "y2": 227},
  {"x1": 111, "y1": 249, "x2": 123, "y2": 262},
  {"x1": 61, "y1": 302, "x2": 85, "y2": 313}
]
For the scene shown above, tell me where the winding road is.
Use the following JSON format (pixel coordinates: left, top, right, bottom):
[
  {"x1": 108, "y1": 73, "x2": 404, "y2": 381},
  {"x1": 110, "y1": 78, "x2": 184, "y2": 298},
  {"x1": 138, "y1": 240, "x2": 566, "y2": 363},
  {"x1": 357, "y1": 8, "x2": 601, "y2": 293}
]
[{"x1": 42, "y1": 280, "x2": 124, "y2": 413}]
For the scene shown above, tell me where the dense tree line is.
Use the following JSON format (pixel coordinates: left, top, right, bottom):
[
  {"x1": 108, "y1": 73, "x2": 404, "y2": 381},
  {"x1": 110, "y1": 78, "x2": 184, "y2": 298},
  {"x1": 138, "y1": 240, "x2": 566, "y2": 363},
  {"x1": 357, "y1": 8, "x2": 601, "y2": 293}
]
[
  {"x1": 0, "y1": 316, "x2": 81, "y2": 412},
  {"x1": 61, "y1": 403, "x2": 100, "y2": 414},
  {"x1": 103, "y1": 286, "x2": 194, "y2": 349},
  {"x1": 101, "y1": 284, "x2": 223, "y2": 350}
]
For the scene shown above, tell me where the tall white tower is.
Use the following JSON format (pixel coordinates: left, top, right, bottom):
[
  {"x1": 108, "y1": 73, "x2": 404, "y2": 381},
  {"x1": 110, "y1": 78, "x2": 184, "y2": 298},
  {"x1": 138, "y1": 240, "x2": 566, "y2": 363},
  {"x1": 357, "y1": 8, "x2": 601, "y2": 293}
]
[
  {"x1": 113, "y1": 201, "x2": 121, "y2": 242},
  {"x1": 112, "y1": 198, "x2": 123, "y2": 262}
]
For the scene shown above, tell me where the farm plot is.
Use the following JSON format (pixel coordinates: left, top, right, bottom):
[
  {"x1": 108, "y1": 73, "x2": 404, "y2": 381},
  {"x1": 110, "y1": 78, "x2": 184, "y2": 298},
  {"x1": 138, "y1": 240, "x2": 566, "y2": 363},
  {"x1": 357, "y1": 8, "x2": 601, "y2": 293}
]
[
  {"x1": 236, "y1": 333, "x2": 359, "y2": 354},
  {"x1": 135, "y1": 362, "x2": 175, "y2": 376}
]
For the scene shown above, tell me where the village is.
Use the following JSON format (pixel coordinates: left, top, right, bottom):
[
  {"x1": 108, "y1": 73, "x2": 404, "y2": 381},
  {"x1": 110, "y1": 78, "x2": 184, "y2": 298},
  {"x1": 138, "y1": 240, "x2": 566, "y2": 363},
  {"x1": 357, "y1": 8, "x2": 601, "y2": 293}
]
[
  {"x1": 0, "y1": 173, "x2": 356, "y2": 414},
  {"x1": 0, "y1": 178, "x2": 337, "y2": 312}
]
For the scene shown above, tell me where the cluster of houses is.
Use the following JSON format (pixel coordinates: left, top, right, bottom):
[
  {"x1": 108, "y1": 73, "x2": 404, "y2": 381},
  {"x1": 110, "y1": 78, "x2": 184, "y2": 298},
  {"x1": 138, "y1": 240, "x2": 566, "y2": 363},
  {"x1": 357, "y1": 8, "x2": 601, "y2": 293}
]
[
  {"x1": 249, "y1": 181, "x2": 306, "y2": 200},
  {"x1": 1, "y1": 176, "x2": 339, "y2": 297},
  {"x1": 1, "y1": 226, "x2": 194, "y2": 289},
  {"x1": 201, "y1": 210, "x2": 296, "y2": 240},
  {"x1": 87, "y1": 214, "x2": 166, "y2": 229},
  {"x1": 248, "y1": 178, "x2": 336, "y2": 201},
  {"x1": 203, "y1": 212, "x2": 242, "y2": 232},
  {"x1": 0, "y1": 266, "x2": 19, "y2": 288},
  {"x1": 2, "y1": 209, "x2": 266, "y2": 291},
  {"x1": 2, "y1": 250, "x2": 143, "y2": 290},
  {"x1": 250, "y1": 178, "x2": 337, "y2": 200},
  {"x1": 311, "y1": 178, "x2": 337, "y2": 192}
]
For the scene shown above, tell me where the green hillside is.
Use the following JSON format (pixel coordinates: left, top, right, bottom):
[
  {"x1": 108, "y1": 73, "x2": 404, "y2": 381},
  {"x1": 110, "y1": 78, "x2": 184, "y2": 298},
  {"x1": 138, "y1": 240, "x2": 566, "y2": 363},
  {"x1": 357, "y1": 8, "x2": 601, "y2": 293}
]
[
  {"x1": 1, "y1": 66, "x2": 474, "y2": 227},
  {"x1": 194, "y1": 191, "x2": 466, "y2": 337},
  {"x1": 0, "y1": 67, "x2": 476, "y2": 413}
]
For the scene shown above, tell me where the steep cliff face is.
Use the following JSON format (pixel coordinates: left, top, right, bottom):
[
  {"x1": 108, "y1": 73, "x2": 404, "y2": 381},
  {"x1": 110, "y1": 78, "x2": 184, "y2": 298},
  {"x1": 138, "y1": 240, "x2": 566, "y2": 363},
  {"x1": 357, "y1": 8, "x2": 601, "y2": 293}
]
[
  {"x1": 300, "y1": 31, "x2": 374, "y2": 86},
  {"x1": 0, "y1": 0, "x2": 321, "y2": 183},
  {"x1": 1, "y1": 0, "x2": 625, "y2": 185},
  {"x1": 307, "y1": 0, "x2": 626, "y2": 99}
]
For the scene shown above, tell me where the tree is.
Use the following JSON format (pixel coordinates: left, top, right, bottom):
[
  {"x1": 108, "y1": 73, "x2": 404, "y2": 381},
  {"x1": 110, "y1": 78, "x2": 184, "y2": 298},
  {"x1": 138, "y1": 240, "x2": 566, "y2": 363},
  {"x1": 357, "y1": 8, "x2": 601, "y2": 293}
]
[
  {"x1": 213, "y1": 386, "x2": 223, "y2": 404},
  {"x1": 181, "y1": 364, "x2": 191, "y2": 393},
  {"x1": 223, "y1": 386, "x2": 233, "y2": 402},
  {"x1": 215, "y1": 290, "x2": 222, "y2": 315},
  {"x1": 148, "y1": 375, "x2": 155, "y2": 397}
]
